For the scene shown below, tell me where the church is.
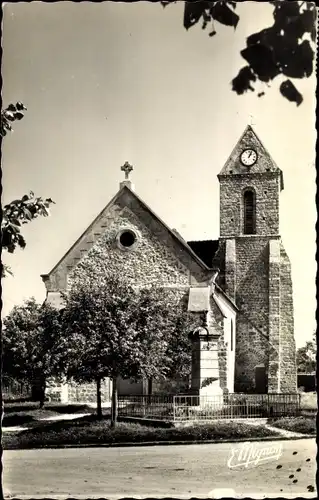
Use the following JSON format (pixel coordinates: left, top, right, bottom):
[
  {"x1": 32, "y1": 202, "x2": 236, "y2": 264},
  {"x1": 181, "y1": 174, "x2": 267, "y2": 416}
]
[{"x1": 41, "y1": 125, "x2": 297, "y2": 403}]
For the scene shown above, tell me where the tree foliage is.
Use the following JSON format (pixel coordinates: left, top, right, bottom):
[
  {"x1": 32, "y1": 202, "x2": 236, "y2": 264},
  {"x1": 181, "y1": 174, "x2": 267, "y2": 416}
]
[
  {"x1": 296, "y1": 334, "x2": 316, "y2": 373},
  {"x1": 1, "y1": 102, "x2": 55, "y2": 276},
  {"x1": 2, "y1": 298, "x2": 66, "y2": 407},
  {"x1": 162, "y1": 1, "x2": 316, "y2": 105},
  {"x1": 62, "y1": 273, "x2": 196, "y2": 423}
]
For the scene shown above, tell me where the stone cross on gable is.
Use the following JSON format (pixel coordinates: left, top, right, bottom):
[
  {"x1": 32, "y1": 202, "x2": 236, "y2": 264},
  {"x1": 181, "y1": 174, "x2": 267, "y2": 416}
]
[
  {"x1": 121, "y1": 161, "x2": 133, "y2": 180},
  {"x1": 249, "y1": 114, "x2": 256, "y2": 127}
]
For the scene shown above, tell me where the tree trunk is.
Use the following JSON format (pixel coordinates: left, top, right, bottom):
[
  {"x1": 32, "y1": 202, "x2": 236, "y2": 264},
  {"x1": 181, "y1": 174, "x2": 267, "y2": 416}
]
[
  {"x1": 39, "y1": 376, "x2": 46, "y2": 409},
  {"x1": 148, "y1": 378, "x2": 153, "y2": 395},
  {"x1": 96, "y1": 377, "x2": 102, "y2": 419},
  {"x1": 111, "y1": 376, "x2": 118, "y2": 428}
]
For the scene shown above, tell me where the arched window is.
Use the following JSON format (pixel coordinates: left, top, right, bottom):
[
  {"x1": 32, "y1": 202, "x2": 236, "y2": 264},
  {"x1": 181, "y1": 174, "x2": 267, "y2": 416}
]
[{"x1": 244, "y1": 189, "x2": 256, "y2": 234}]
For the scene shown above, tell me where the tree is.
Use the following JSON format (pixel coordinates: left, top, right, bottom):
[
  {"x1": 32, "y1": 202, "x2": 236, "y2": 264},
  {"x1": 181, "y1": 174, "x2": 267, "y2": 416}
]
[
  {"x1": 62, "y1": 273, "x2": 196, "y2": 425},
  {"x1": 2, "y1": 298, "x2": 66, "y2": 408},
  {"x1": 296, "y1": 333, "x2": 316, "y2": 373},
  {"x1": 161, "y1": 1, "x2": 316, "y2": 105},
  {"x1": 1, "y1": 103, "x2": 55, "y2": 277}
]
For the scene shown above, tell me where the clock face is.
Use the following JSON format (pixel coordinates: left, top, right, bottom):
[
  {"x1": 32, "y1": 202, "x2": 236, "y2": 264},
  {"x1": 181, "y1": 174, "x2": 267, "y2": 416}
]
[{"x1": 240, "y1": 149, "x2": 258, "y2": 166}]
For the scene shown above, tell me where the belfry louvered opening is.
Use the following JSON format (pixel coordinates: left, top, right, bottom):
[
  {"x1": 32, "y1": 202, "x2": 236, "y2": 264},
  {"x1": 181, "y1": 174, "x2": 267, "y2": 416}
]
[{"x1": 244, "y1": 189, "x2": 256, "y2": 234}]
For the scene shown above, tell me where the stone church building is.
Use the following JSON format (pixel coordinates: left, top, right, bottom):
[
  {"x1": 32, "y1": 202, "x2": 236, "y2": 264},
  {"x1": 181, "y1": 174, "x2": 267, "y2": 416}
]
[{"x1": 42, "y1": 125, "x2": 297, "y2": 403}]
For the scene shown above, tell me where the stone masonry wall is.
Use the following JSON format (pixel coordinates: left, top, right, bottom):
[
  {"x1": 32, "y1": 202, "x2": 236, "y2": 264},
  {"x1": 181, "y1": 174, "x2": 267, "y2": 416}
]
[
  {"x1": 268, "y1": 238, "x2": 281, "y2": 392},
  {"x1": 67, "y1": 379, "x2": 112, "y2": 403},
  {"x1": 45, "y1": 378, "x2": 112, "y2": 403},
  {"x1": 45, "y1": 378, "x2": 66, "y2": 403},
  {"x1": 219, "y1": 174, "x2": 280, "y2": 238},
  {"x1": 67, "y1": 206, "x2": 191, "y2": 290},
  {"x1": 218, "y1": 337, "x2": 228, "y2": 392},
  {"x1": 231, "y1": 237, "x2": 270, "y2": 392},
  {"x1": 279, "y1": 242, "x2": 297, "y2": 393},
  {"x1": 44, "y1": 188, "x2": 209, "y2": 293}
]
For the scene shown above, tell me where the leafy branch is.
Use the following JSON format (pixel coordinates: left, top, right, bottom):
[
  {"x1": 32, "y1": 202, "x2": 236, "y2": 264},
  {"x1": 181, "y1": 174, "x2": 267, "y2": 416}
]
[
  {"x1": 161, "y1": 1, "x2": 316, "y2": 105},
  {"x1": 1, "y1": 102, "x2": 55, "y2": 277},
  {"x1": 1, "y1": 101, "x2": 27, "y2": 137},
  {"x1": 2, "y1": 192, "x2": 55, "y2": 254}
]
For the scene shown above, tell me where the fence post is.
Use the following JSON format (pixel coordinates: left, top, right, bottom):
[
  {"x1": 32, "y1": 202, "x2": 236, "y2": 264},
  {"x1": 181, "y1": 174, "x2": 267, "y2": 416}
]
[
  {"x1": 142, "y1": 395, "x2": 146, "y2": 417},
  {"x1": 298, "y1": 392, "x2": 301, "y2": 416},
  {"x1": 173, "y1": 395, "x2": 176, "y2": 422}
]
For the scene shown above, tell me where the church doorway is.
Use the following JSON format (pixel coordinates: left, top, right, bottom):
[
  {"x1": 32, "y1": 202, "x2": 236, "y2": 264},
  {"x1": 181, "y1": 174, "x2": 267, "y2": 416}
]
[{"x1": 254, "y1": 365, "x2": 267, "y2": 393}]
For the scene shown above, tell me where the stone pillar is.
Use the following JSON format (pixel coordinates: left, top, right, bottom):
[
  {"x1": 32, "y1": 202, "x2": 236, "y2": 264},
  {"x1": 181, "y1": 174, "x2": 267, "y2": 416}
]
[
  {"x1": 189, "y1": 324, "x2": 223, "y2": 401},
  {"x1": 225, "y1": 238, "x2": 236, "y2": 300},
  {"x1": 187, "y1": 286, "x2": 223, "y2": 407},
  {"x1": 268, "y1": 239, "x2": 281, "y2": 393}
]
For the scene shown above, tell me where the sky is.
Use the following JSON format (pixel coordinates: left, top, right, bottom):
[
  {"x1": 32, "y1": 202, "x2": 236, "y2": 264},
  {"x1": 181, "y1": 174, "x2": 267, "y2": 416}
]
[{"x1": 2, "y1": 1, "x2": 316, "y2": 347}]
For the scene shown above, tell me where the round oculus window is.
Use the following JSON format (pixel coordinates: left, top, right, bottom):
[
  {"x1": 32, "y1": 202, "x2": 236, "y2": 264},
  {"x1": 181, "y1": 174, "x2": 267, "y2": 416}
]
[{"x1": 117, "y1": 229, "x2": 138, "y2": 250}]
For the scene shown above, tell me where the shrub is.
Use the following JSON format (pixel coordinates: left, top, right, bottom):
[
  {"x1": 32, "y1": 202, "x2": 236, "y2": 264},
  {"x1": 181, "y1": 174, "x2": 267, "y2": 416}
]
[
  {"x1": 2, "y1": 418, "x2": 278, "y2": 450},
  {"x1": 2, "y1": 414, "x2": 35, "y2": 427},
  {"x1": 269, "y1": 416, "x2": 316, "y2": 435}
]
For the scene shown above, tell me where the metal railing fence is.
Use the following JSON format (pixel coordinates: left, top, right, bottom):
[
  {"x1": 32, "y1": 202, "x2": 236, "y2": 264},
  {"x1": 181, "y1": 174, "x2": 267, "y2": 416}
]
[
  {"x1": 118, "y1": 393, "x2": 301, "y2": 421},
  {"x1": 173, "y1": 393, "x2": 301, "y2": 421},
  {"x1": 118, "y1": 394, "x2": 174, "y2": 420}
]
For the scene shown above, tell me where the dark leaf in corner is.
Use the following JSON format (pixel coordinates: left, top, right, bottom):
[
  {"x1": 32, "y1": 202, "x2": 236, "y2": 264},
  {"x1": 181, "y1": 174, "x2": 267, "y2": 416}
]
[
  {"x1": 226, "y1": 1, "x2": 237, "y2": 10},
  {"x1": 183, "y1": 2, "x2": 208, "y2": 30},
  {"x1": 273, "y1": 1, "x2": 300, "y2": 23},
  {"x1": 310, "y1": 26, "x2": 316, "y2": 42},
  {"x1": 298, "y1": 40, "x2": 314, "y2": 78},
  {"x1": 278, "y1": 40, "x2": 314, "y2": 79},
  {"x1": 4, "y1": 111, "x2": 15, "y2": 121},
  {"x1": 279, "y1": 80, "x2": 303, "y2": 106},
  {"x1": 17, "y1": 234, "x2": 27, "y2": 249},
  {"x1": 232, "y1": 66, "x2": 256, "y2": 95},
  {"x1": 211, "y1": 2, "x2": 239, "y2": 28},
  {"x1": 15, "y1": 111, "x2": 25, "y2": 121},
  {"x1": 241, "y1": 44, "x2": 280, "y2": 82},
  {"x1": 16, "y1": 101, "x2": 27, "y2": 111}
]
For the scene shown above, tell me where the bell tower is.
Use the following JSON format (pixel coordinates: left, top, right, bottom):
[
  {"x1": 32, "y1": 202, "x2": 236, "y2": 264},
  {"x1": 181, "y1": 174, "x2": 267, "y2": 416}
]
[
  {"x1": 218, "y1": 125, "x2": 284, "y2": 238},
  {"x1": 216, "y1": 125, "x2": 297, "y2": 394}
]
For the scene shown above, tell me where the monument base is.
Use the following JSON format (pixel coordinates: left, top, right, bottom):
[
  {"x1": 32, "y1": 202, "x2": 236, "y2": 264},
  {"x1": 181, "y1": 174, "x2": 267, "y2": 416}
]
[{"x1": 191, "y1": 383, "x2": 224, "y2": 410}]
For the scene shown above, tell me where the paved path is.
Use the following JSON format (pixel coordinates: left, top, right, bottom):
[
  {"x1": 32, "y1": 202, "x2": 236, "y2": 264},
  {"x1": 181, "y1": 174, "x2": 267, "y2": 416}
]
[
  {"x1": 3, "y1": 438, "x2": 316, "y2": 499},
  {"x1": 2, "y1": 413, "x2": 90, "y2": 433}
]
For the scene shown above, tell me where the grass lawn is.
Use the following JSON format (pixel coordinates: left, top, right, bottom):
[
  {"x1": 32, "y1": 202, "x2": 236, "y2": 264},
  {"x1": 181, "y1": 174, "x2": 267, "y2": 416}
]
[
  {"x1": 268, "y1": 415, "x2": 316, "y2": 435},
  {"x1": 2, "y1": 417, "x2": 279, "y2": 450},
  {"x1": 2, "y1": 402, "x2": 93, "y2": 428}
]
